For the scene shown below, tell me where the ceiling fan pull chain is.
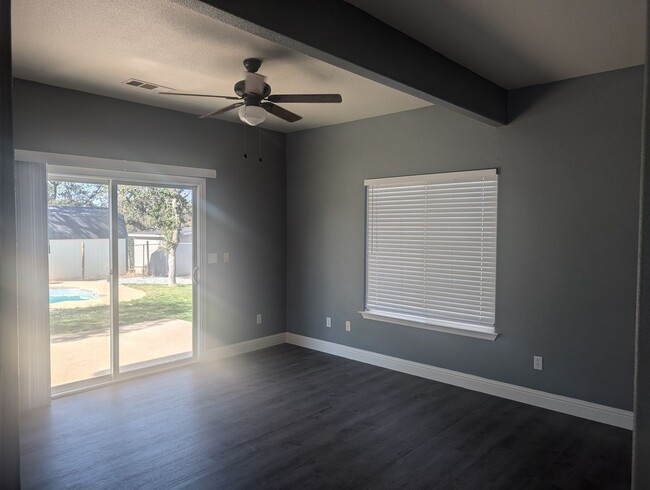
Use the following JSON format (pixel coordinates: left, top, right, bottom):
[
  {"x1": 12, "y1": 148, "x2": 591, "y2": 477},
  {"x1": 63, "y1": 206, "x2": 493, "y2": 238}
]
[
  {"x1": 259, "y1": 128, "x2": 263, "y2": 163},
  {"x1": 243, "y1": 124, "x2": 248, "y2": 159}
]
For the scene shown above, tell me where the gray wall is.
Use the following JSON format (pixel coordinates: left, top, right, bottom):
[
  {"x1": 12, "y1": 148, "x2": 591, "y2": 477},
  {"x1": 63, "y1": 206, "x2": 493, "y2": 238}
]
[
  {"x1": 13, "y1": 79, "x2": 286, "y2": 350},
  {"x1": 286, "y1": 66, "x2": 643, "y2": 410},
  {"x1": 1, "y1": 0, "x2": 20, "y2": 483},
  {"x1": 633, "y1": 1, "x2": 650, "y2": 484}
]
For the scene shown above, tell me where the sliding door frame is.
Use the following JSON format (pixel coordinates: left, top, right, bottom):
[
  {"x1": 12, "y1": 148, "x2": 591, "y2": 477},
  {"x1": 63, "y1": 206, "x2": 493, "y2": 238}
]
[
  {"x1": 109, "y1": 178, "x2": 201, "y2": 375},
  {"x1": 46, "y1": 161, "x2": 209, "y2": 395},
  {"x1": 48, "y1": 174, "x2": 114, "y2": 394}
]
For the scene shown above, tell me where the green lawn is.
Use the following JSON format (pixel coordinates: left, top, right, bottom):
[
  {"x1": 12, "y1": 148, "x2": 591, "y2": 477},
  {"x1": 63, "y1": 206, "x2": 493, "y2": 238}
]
[{"x1": 50, "y1": 284, "x2": 193, "y2": 336}]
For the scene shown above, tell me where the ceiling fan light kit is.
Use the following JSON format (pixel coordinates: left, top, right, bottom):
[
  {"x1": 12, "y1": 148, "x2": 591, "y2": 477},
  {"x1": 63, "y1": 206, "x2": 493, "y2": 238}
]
[
  {"x1": 160, "y1": 58, "x2": 342, "y2": 127},
  {"x1": 238, "y1": 104, "x2": 266, "y2": 126}
]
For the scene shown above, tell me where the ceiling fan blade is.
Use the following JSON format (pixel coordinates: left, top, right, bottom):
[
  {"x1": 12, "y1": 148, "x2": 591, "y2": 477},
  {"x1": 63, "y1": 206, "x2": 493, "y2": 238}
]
[
  {"x1": 199, "y1": 102, "x2": 244, "y2": 119},
  {"x1": 266, "y1": 94, "x2": 342, "y2": 103},
  {"x1": 261, "y1": 102, "x2": 302, "y2": 123},
  {"x1": 160, "y1": 92, "x2": 240, "y2": 100}
]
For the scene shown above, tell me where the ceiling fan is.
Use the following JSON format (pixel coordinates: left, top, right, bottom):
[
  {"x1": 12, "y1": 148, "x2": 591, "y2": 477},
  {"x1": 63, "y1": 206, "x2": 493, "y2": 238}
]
[{"x1": 160, "y1": 58, "x2": 342, "y2": 126}]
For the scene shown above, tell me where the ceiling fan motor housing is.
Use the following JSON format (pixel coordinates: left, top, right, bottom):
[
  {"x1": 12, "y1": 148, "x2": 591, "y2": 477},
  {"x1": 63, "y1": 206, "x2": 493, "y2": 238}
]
[
  {"x1": 239, "y1": 58, "x2": 268, "y2": 99},
  {"x1": 234, "y1": 78, "x2": 271, "y2": 99},
  {"x1": 243, "y1": 94, "x2": 263, "y2": 107}
]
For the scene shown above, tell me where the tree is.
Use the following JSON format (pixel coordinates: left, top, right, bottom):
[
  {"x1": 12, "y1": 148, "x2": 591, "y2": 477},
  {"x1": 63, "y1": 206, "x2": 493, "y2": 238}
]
[
  {"x1": 118, "y1": 186, "x2": 192, "y2": 286},
  {"x1": 48, "y1": 181, "x2": 108, "y2": 207}
]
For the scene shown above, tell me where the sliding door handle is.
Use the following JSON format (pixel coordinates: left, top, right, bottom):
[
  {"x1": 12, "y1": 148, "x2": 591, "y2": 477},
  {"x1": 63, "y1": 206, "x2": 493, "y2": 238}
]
[{"x1": 192, "y1": 266, "x2": 199, "y2": 286}]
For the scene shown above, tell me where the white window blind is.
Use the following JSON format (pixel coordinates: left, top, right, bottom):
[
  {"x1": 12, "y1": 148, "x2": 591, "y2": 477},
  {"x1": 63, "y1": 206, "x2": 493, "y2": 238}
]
[{"x1": 364, "y1": 169, "x2": 498, "y2": 335}]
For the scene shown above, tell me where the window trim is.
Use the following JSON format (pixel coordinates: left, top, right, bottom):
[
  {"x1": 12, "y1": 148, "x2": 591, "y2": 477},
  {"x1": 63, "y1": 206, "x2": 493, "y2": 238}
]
[
  {"x1": 361, "y1": 168, "x2": 499, "y2": 341},
  {"x1": 359, "y1": 311, "x2": 499, "y2": 341}
]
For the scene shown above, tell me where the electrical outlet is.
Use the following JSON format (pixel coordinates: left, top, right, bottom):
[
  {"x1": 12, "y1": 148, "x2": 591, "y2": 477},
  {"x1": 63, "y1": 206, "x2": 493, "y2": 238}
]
[
  {"x1": 345, "y1": 321, "x2": 351, "y2": 332},
  {"x1": 533, "y1": 356, "x2": 543, "y2": 370},
  {"x1": 256, "y1": 314, "x2": 262, "y2": 325},
  {"x1": 223, "y1": 252, "x2": 230, "y2": 263},
  {"x1": 326, "y1": 317, "x2": 331, "y2": 328},
  {"x1": 208, "y1": 253, "x2": 219, "y2": 264}
]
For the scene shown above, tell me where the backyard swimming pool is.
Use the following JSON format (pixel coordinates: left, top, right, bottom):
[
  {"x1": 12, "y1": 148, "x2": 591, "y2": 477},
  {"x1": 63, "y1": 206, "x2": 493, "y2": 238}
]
[{"x1": 49, "y1": 288, "x2": 96, "y2": 304}]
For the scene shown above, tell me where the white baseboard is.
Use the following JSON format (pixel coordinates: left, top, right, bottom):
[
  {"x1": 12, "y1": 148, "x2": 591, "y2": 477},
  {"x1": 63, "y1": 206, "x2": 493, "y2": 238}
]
[
  {"x1": 203, "y1": 333, "x2": 286, "y2": 362},
  {"x1": 286, "y1": 333, "x2": 634, "y2": 430},
  {"x1": 199, "y1": 332, "x2": 633, "y2": 430}
]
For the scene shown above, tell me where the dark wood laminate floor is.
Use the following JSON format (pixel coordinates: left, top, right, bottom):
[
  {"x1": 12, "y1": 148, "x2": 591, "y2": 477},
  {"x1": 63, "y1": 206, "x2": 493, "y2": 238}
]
[{"x1": 21, "y1": 344, "x2": 632, "y2": 489}]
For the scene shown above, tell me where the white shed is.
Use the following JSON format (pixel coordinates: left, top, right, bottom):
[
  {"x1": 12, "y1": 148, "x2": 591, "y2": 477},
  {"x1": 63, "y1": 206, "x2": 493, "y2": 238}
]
[
  {"x1": 130, "y1": 227, "x2": 192, "y2": 277},
  {"x1": 48, "y1": 206, "x2": 127, "y2": 280}
]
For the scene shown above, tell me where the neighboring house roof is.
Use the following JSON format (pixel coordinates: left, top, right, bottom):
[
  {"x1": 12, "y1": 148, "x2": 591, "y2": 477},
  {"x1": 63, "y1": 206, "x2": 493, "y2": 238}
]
[{"x1": 48, "y1": 206, "x2": 128, "y2": 239}]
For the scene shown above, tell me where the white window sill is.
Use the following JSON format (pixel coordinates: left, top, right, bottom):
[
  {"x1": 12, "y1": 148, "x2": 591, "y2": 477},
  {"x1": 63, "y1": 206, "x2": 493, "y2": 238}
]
[{"x1": 359, "y1": 311, "x2": 499, "y2": 341}]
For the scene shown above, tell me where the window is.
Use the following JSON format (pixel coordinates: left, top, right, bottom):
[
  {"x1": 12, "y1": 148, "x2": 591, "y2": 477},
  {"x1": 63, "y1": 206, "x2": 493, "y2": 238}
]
[{"x1": 361, "y1": 169, "x2": 498, "y2": 340}]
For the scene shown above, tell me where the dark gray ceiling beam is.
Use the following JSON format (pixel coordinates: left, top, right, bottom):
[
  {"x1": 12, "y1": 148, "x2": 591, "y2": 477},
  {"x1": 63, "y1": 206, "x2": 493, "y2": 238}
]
[{"x1": 189, "y1": 0, "x2": 508, "y2": 126}]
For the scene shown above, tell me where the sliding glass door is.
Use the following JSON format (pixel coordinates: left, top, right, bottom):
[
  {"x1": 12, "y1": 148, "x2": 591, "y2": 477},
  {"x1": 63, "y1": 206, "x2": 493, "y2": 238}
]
[
  {"x1": 49, "y1": 176, "x2": 198, "y2": 394},
  {"x1": 117, "y1": 184, "x2": 195, "y2": 373},
  {"x1": 49, "y1": 178, "x2": 113, "y2": 390}
]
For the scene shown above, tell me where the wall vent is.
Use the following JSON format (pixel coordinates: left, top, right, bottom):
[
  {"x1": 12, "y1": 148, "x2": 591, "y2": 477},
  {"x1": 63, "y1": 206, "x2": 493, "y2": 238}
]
[{"x1": 124, "y1": 79, "x2": 173, "y2": 91}]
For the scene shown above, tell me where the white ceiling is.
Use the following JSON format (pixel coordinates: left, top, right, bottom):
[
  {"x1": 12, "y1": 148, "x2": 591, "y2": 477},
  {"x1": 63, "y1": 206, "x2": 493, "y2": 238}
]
[
  {"x1": 348, "y1": 0, "x2": 646, "y2": 90},
  {"x1": 11, "y1": 0, "x2": 430, "y2": 133},
  {"x1": 12, "y1": 0, "x2": 645, "y2": 131}
]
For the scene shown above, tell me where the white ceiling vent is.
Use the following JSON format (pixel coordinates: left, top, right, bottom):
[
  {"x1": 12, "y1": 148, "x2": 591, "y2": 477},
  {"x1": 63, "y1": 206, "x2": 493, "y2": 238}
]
[{"x1": 124, "y1": 79, "x2": 172, "y2": 91}]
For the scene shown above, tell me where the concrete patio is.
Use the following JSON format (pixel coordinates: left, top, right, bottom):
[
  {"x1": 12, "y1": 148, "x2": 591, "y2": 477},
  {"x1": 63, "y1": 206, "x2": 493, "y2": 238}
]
[{"x1": 51, "y1": 318, "x2": 192, "y2": 387}]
